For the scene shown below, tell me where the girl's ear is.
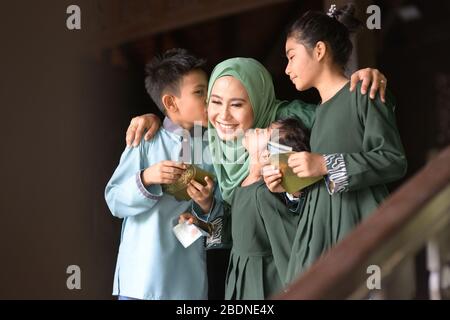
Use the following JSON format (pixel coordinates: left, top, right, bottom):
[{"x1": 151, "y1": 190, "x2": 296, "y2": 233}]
[
  {"x1": 314, "y1": 41, "x2": 327, "y2": 62},
  {"x1": 162, "y1": 94, "x2": 178, "y2": 113}
]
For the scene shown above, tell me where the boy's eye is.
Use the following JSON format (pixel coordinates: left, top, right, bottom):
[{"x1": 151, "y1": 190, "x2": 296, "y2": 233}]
[{"x1": 194, "y1": 90, "x2": 205, "y2": 96}]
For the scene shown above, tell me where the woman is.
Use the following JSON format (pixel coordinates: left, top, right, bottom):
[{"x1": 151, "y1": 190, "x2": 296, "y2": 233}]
[{"x1": 206, "y1": 58, "x2": 309, "y2": 299}]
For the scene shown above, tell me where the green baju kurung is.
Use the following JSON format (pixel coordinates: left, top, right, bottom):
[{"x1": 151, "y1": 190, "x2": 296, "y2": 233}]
[
  {"x1": 285, "y1": 82, "x2": 407, "y2": 283},
  {"x1": 225, "y1": 181, "x2": 302, "y2": 300}
]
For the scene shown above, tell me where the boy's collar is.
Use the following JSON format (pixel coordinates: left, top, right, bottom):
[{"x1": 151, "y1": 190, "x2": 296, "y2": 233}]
[
  {"x1": 163, "y1": 117, "x2": 183, "y2": 134},
  {"x1": 163, "y1": 117, "x2": 201, "y2": 137}
]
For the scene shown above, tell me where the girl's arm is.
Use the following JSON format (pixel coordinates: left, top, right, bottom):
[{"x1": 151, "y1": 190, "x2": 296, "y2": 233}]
[{"x1": 288, "y1": 90, "x2": 407, "y2": 193}]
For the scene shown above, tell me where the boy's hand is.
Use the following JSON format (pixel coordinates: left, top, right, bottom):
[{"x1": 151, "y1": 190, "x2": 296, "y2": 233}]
[
  {"x1": 350, "y1": 68, "x2": 388, "y2": 103},
  {"x1": 288, "y1": 152, "x2": 327, "y2": 178},
  {"x1": 126, "y1": 113, "x2": 161, "y2": 147},
  {"x1": 262, "y1": 165, "x2": 285, "y2": 193},
  {"x1": 141, "y1": 161, "x2": 187, "y2": 186},
  {"x1": 187, "y1": 177, "x2": 214, "y2": 214},
  {"x1": 178, "y1": 212, "x2": 198, "y2": 225}
]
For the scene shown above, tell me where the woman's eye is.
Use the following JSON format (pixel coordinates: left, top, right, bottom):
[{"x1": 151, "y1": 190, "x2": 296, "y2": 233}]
[
  {"x1": 211, "y1": 100, "x2": 221, "y2": 105},
  {"x1": 231, "y1": 103, "x2": 242, "y2": 108}
]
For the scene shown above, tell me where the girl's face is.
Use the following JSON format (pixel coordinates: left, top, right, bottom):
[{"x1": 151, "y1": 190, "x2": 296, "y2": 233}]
[
  {"x1": 208, "y1": 76, "x2": 254, "y2": 141},
  {"x1": 285, "y1": 36, "x2": 319, "y2": 91}
]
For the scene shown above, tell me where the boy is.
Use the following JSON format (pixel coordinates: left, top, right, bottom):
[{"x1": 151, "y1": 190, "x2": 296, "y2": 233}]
[{"x1": 105, "y1": 48, "x2": 222, "y2": 300}]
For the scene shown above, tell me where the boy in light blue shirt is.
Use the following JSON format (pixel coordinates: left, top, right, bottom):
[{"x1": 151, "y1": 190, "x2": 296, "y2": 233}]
[{"x1": 105, "y1": 48, "x2": 222, "y2": 300}]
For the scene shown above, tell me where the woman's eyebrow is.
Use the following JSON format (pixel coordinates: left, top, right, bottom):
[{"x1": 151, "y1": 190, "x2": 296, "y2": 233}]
[
  {"x1": 210, "y1": 94, "x2": 223, "y2": 100},
  {"x1": 230, "y1": 98, "x2": 246, "y2": 102}
]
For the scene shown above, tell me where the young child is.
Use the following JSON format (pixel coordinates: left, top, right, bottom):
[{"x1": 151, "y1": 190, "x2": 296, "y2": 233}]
[
  {"x1": 180, "y1": 117, "x2": 312, "y2": 300},
  {"x1": 105, "y1": 48, "x2": 222, "y2": 300}
]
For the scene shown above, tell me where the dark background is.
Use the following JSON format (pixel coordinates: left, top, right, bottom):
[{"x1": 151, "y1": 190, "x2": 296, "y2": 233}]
[{"x1": 0, "y1": 0, "x2": 449, "y2": 299}]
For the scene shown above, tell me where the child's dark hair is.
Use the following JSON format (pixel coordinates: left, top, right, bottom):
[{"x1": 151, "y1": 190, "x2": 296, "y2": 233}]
[
  {"x1": 287, "y1": 3, "x2": 362, "y2": 69},
  {"x1": 144, "y1": 48, "x2": 206, "y2": 113},
  {"x1": 272, "y1": 118, "x2": 310, "y2": 152}
]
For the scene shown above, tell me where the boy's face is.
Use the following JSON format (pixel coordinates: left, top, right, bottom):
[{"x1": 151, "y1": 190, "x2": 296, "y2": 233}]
[{"x1": 171, "y1": 70, "x2": 208, "y2": 128}]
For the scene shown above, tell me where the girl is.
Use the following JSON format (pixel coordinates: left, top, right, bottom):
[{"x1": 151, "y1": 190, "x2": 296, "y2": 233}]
[{"x1": 263, "y1": 4, "x2": 407, "y2": 283}]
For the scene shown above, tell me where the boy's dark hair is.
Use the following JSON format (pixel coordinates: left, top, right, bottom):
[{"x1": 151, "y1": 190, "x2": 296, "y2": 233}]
[
  {"x1": 144, "y1": 48, "x2": 206, "y2": 113},
  {"x1": 287, "y1": 3, "x2": 362, "y2": 70},
  {"x1": 272, "y1": 118, "x2": 310, "y2": 152}
]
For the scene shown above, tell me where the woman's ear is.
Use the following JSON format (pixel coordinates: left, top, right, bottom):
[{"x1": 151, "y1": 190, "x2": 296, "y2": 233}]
[
  {"x1": 314, "y1": 41, "x2": 327, "y2": 62},
  {"x1": 162, "y1": 94, "x2": 178, "y2": 113}
]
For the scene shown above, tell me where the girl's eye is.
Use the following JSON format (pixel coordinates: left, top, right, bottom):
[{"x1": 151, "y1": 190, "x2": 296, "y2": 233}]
[{"x1": 289, "y1": 56, "x2": 294, "y2": 61}]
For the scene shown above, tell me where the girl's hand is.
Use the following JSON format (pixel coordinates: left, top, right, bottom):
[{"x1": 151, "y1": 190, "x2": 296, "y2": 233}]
[
  {"x1": 126, "y1": 113, "x2": 161, "y2": 147},
  {"x1": 187, "y1": 177, "x2": 214, "y2": 214},
  {"x1": 288, "y1": 152, "x2": 327, "y2": 178},
  {"x1": 262, "y1": 165, "x2": 285, "y2": 193}
]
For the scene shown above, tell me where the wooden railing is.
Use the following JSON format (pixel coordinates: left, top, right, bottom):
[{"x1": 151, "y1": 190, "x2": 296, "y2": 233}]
[{"x1": 275, "y1": 145, "x2": 450, "y2": 299}]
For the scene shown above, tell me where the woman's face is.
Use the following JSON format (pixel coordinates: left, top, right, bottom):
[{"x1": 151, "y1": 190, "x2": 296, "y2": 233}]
[
  {"x1": 208, "y1": 76, "x2": 254, "y2": 141},
  {"x1": 285, "y1": 36, "x2": 318, "y2": 91}
]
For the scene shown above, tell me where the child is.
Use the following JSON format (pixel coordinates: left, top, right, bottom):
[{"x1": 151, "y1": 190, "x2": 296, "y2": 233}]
[
  {"x1": 277, "y1": 4, "x2": 407, "y2": 282},
  {"x1": 105, "y1": 48, "x2": 222, "y2": 300},
  {"x1": 180, "y1": 117, "x2": 312, "y2": 300}
]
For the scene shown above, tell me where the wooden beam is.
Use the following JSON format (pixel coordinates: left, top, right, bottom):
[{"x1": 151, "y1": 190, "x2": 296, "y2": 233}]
[{"x1": 86, "y1": 0, "x2": 292, "y2": 50}]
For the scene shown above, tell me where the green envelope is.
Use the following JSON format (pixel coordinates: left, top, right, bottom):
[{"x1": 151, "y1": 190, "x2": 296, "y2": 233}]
[
  {"x1": 269, "y1": 152, "x2": 322, "y2": 194},
  {"x1": 163, "y1": 164, "x2": 216, "y2": 201}
]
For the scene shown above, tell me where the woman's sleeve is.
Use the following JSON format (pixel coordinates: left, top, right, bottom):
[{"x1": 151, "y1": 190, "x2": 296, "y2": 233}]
[
  {"x1": 275, "y1": 100, "x2": 316, "y2": 130},
  {"x1": 324, "y1": 91, "x2": 407, "y2": 193}
]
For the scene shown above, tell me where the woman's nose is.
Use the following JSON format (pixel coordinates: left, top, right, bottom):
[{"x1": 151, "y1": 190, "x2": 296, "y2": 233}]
[{"x1": 219, "y1": 106, "x2": 231, "y2": 119}]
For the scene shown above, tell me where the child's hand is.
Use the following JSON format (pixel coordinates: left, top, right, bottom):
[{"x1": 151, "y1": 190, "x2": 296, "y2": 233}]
[
  {"x1": 141, "y1": 161, "x2": 187, "y2": 186},
  {"x1": 178, "y1": 212, "x2": 198, "y2": 225},
  {"x1": 262, "y1": 165, "x2": 286, "y2": 193},
  {"x1": 187, "y1": 176, "x2": 214, "y2": 214},
  {"x1": 288, "y1": 152, "x2": 327, "y2": 178}
]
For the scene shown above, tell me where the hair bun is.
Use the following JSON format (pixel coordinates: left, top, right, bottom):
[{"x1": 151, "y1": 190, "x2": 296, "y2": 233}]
[{"x1": 332, "y1": 3, "x2": 362, "y2": 33}]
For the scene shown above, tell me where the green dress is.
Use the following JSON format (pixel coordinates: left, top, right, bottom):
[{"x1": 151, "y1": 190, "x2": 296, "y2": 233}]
[
  {"x1": 285, "y1": 82, "x2": 407, "y2": 283},
  {"x1": 225, "y1": 181, "x2": 302, "y2": 300}
]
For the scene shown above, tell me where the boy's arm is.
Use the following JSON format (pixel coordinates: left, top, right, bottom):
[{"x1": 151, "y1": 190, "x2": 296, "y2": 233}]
[{"x1": 105, "y1": 141, "x2": 163, "y2": 219}]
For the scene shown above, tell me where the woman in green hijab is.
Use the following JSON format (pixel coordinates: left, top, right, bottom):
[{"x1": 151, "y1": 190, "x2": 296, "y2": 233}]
[{"x1": 206, "y1": 57, "x2": 309, "y2": 299}]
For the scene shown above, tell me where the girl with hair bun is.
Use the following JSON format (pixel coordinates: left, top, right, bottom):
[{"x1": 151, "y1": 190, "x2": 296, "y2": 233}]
[{"x1": 263, "y1": 3, "x2": 408, "y2": 283}]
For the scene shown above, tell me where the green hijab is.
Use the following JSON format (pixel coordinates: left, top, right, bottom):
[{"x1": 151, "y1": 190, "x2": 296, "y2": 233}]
[{"x1": 207, "y1": 57, "x2": 285, "y2": 204}]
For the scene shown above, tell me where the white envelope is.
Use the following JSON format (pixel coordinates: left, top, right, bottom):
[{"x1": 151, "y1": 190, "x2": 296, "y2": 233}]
[{"x1": 173, "y1": 222, "x2": 203, "y2": 248}]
